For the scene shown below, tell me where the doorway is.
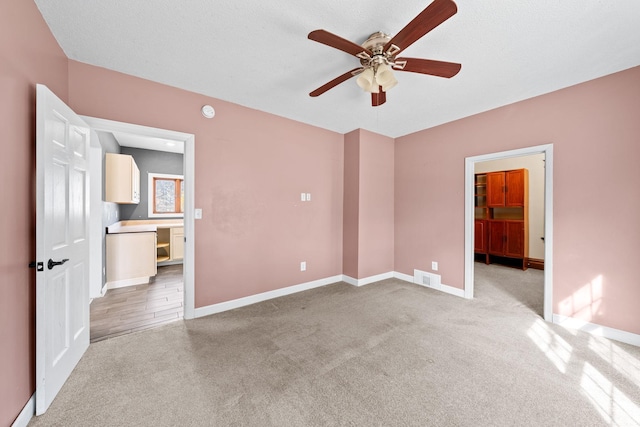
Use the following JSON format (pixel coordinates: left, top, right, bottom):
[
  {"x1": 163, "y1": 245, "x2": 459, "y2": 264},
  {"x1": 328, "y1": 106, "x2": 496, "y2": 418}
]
[
  {"x1": 82, "y1": 116, "x2": 196, "y2": 327},
  {"x1": 464, "y1": 144, "x2": 553, "y2": 321},
  {"x1": 90, "y1": 264, "x2": 184, "y2": 341}
]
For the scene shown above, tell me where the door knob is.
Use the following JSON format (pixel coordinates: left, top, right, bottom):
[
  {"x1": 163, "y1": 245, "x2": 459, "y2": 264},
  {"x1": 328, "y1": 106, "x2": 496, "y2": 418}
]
[{"x1": 48, "y1": 258, "x2": 69, "y2": 270}]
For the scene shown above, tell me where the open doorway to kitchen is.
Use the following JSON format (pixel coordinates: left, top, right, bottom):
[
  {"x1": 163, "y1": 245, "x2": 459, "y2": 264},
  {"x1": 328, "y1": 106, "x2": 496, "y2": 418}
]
[
  {"x1": 82, "y1": 117, "x2": 195, "y2": 342},
  {"x1": 90, "y1": 264, "x2": 184, "y2": 342}
]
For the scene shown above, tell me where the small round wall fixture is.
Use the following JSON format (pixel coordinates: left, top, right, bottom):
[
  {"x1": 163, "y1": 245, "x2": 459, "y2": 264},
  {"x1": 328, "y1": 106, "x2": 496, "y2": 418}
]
[{"x1": 201, "y1": 104, "x2": 215, "y2": 119}]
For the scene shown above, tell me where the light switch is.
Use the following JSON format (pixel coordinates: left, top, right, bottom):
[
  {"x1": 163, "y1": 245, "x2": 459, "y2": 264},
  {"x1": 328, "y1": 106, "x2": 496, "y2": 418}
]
[
  {"x1": 195, "y1": 208, "x2": 203, "y2": 219},
  {"x1": 301, "y1": 193, "x2": 306, "y2": 202},
  {"x1": 306, "y1": 193, "x2": 311, "y2": 201}
]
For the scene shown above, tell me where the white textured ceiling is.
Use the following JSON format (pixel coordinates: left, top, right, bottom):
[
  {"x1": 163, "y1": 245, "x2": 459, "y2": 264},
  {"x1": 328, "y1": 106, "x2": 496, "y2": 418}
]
[{"x1": 35, "y1": 0, "x2": 640, "y2": 138}]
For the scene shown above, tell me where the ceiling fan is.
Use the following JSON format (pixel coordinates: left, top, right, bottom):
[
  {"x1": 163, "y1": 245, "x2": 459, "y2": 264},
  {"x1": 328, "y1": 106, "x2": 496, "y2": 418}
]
[{"x1": 308, "y1": 0, "x2": 461, "y2": 107}]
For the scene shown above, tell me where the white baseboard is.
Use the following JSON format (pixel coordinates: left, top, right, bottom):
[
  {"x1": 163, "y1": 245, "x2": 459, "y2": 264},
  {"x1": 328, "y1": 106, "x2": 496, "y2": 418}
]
[
  {"x1": 194, "y1": 271, "x2": 466, "y2": 318},
  {"x1": 11, "y1": 393, "x2": 34, "y2": 427},
  {"x1": 194, "y1": 275, "x2": 343, "y2": 318},
  {"x1": 552, "y1": 314, "x2": 640, "y2": 347},
  {"x1": 106, "y1": 276, "x2": 150, "y2": 290},
  {"x1": 343, "y1": 272, "x2": 394, "y2": 287},
  {"x1": 393, "y1": 271, "x2": 414, "y2": 282},
  {"x1": 439, "y1": 284, "x2": 465, "y2": 298},
  {"x1": 157, "y1": 259, "x2": 184, "y2": 267},
  {"x1": 393, "y1": 271, "x2": 465, "y2": 298}
]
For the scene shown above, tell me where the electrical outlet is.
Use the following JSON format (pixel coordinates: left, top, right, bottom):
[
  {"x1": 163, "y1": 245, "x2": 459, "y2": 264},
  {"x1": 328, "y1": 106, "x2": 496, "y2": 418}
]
[
  {"x1": 306, "y1": 193, "x2": 311, "y2": 201},
  {"x1": 301, "y1": 193, "x2": 306, "y2": 202},
  {"x1": 300, "y1": 261, "x2": 306, "y2": 271},
  {"x1": 432, "y1": 261, "x2": 438, "y2": 271}
]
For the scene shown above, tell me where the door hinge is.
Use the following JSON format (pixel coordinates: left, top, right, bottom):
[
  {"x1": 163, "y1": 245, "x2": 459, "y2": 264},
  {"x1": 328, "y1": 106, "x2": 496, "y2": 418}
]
[{"x1": 29, "y1": 261, "x2": 44, "y2": 272}]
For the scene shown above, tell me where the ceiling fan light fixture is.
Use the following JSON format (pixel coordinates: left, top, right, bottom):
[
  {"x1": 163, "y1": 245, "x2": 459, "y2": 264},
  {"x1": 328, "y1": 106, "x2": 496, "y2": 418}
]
[
  {"x1": 376, "y1": 63, "x2": 398, "y2": 92},
  {"x1": 307, "y1": 0, "x2": 461, "y2": 106},
  {"x1": 356, "y1": 68, "x2": 375, "y2": 92},
  {"x1": 375, "y1": 64, "x2": 393, "y2": 85},
  {"x1": 381, "y1": 74, "x2": 398, "y2": 92}
]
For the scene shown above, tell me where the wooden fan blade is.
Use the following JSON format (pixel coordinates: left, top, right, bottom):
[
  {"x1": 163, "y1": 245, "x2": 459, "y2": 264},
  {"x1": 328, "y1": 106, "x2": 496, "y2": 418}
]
[
  {"x1": 372, "y1": 88, "x2": 386, "y2": 107},
  {"x1": 309, "y1": 30, "x2": 372, "y2": 58},
  {"x1": 384, "y1": 0, "x2": 457, "y2": 56},
  {"x1": 394, "y1": 57, "x2": 461, "y2": 78},
  {"x1": 310, "y1": 68, "x2": 364, "y2": 97}
]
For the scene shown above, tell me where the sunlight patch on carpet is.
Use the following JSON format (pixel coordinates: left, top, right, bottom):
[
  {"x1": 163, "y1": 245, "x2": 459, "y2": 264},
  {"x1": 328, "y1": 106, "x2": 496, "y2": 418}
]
[
  {"x1": 580, "y1": 361, "x2": 640, "y2": 426},
  {"x1": 588, "y1": 337, "x2": 640, "y2": 391},
  {"x1": 527, "y1": 318, "x2": 572, "y2": 373}
]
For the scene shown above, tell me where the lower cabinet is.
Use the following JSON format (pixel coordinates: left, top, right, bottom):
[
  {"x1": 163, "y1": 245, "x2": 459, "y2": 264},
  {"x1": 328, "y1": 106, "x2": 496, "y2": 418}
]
[
  {"x1": 106, "y1": 232, "x2": 157, "y2": 288},
  {"x1": 474, "y1": 220, "x2": 489, "y2": 264},
  {"x1": 157, "y1": 226, "x2": 184, "y2": 264},
  {"x1": 474, "y1": 220, "x2": 487, "y2": 253},
  {"x1": 170, "y1": 227, "x2": 184, "y2": 260},
  {"x1": 488, "y1": 220, "x2": 527, "y2": 269}
]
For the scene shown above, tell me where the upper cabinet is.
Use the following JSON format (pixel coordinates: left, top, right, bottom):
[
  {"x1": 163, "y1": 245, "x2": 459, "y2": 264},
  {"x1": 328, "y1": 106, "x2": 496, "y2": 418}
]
[
  {"x1": 486, "y1": 172, "x2": 505, "y2": 207},
  {"x1": 505, "y1": 169, "x2": 526, "y2": 206},
  {"x1": 105, "y1": 153, "x2": 140, "y2": 204},
  {"x1": 487, "y1": 169, "x2": 527, "y2": 207}
]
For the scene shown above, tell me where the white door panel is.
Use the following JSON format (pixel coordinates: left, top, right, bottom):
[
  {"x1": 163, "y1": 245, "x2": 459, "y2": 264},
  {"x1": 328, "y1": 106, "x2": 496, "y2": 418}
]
[{"x1": 36, "y1": 84, "x2": 90, "y2": 415}]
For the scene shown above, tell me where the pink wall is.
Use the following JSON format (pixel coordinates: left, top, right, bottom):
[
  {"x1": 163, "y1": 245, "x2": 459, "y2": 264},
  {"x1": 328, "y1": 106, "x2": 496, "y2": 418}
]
[
  {"x1": 67, "y1": 61, "x2": 344, "y2": 307},
  {"x1": 343, "y1": 130, "x2": 360, "y2": 278},
  {"x1": 0, "y1": 1, "x2": 69, "y2": 424},
  {"x1": 357, "y1": 130, "x2": 394, "y2": 278},
  {"x1": 395, "y1": 66, "x2": 640, "y2": 335},
  {"x1": 342, "y1": 129, "x2": 394, "y2": 279}
]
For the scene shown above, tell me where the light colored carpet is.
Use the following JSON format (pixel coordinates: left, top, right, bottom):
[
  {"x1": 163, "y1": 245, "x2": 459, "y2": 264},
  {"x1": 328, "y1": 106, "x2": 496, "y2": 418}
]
[{"x1": 29, "y1": 263, "x2": 640, "y2": 426}]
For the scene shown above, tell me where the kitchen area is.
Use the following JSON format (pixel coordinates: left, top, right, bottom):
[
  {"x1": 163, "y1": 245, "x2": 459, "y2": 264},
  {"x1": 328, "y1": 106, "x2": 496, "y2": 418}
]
[
  {"x1": 91, "y1": 134, "x2": 185, "y2": 341},
  {"x1": 106, "y1": 219, "x2": 184, "y2": 290}
]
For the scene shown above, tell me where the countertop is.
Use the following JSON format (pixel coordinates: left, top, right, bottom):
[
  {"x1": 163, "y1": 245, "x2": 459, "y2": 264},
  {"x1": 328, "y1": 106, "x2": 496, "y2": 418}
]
[{"x1": 107, "y1": 220, "x2": 184, "y2": 234}]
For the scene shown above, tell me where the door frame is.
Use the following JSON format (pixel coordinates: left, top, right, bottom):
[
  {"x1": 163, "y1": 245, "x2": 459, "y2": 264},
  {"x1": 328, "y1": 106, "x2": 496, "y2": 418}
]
[
  {"x1": 464, "y1": 144, "x2": 553, "y2": 321},
  {"x1": 81, "y1": 116, "x2": 196, "y2": 319}
]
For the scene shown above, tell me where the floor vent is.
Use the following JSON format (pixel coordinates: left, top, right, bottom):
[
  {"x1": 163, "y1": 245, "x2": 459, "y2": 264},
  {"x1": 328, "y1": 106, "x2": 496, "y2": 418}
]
[{"x1": 413, "y1": 269, "x2": 442, "y2": 290}]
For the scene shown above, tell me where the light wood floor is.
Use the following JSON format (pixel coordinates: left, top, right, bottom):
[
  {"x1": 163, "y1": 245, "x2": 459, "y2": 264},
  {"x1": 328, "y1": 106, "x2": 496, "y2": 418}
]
[{"x1": 90, "y1": 264, "x2": 184, "y2": 342}]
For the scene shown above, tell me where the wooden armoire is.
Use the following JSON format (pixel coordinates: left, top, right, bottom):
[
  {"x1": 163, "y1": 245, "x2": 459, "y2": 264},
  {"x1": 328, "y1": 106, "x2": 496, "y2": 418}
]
[{"x1": 474, "y1": 168, "x2": 529, "y2": 270}]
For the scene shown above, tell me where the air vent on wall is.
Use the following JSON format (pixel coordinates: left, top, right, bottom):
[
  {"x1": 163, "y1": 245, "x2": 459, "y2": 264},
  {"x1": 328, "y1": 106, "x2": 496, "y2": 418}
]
[{"x1": 413, "y1": 269, "x2": 442, "y2": 290}]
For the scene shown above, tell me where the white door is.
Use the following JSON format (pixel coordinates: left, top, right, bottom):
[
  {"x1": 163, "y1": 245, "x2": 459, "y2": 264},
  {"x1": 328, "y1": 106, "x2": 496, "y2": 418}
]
[{"x1": 35, "y1": 84, "x2": 91, "y2": 415}]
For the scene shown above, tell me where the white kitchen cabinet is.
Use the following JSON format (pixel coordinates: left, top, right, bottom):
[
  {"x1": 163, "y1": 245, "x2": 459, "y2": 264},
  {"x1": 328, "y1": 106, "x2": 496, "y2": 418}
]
[
  {"x1": 170, "y1": 227, "x2": 184, "y2": 260},
  {"x1": 106, "y1": 232, "x2": 156, "y2": 288},
  {"x1": 105, "y1": 152, "x2": 140, "y2": 204},
  {"x1": 156, "y1": 226, "x2": 184, "y2": 263}
]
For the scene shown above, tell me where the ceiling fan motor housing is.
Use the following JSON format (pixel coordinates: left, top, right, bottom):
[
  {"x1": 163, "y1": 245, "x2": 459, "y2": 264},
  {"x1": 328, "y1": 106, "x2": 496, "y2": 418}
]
[
  {"x1": 359, "y1": 32, "x2": 403, "y2": 72},
  {"x1": 360, "y1": 32, "x2": 391, "y2": 65}
]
